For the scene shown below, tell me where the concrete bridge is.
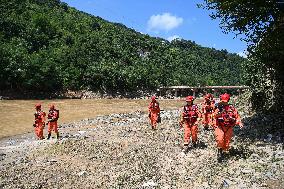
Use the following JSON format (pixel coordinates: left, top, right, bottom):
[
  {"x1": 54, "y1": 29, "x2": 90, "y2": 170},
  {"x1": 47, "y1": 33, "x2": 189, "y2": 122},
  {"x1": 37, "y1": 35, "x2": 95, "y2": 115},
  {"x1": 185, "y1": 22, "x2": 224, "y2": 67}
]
[{"x1": 158, "y1": 85, "x2": 250, "y2": 98}]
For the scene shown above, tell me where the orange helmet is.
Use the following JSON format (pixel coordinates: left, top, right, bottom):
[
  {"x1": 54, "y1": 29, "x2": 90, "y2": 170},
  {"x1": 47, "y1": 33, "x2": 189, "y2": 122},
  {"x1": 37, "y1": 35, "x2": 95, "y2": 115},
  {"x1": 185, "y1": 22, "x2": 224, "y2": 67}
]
[
  {"x1": 220, "y1": 93, "x2": 230, "y2": 102},
  {"x1": 151, "y1": 96, "x2": 156, "y2": 101},
  {"x1": 49, "y1": 104, "x2": 55, "y2": 109},
  {"x1": 35, "y1": 103, "x2": 41, "y2": 109},
  {"x1": 186, "y1": 96, "x2": 195, "y2": 102}
]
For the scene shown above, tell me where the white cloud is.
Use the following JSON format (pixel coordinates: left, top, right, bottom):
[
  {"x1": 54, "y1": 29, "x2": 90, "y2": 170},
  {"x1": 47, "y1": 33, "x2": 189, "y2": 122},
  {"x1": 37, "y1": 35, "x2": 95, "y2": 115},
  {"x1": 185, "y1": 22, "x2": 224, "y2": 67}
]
[
  {"x1": 167, "y1": 35, "x2": 181, "y2": 42},
  {"x1": 237, "y1": 50, "x2": 248, "y2": 58},
  {"x1": 147, "y1": 13, "x2": 183, "y2": 32}
]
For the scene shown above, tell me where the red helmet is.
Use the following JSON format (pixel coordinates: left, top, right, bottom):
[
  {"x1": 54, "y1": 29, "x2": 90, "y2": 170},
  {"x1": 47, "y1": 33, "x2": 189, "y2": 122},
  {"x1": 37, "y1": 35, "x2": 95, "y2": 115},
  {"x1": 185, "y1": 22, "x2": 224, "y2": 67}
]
[
  {"x1": 220, "y1": 93, "x2": 230, "y2": 102},
  {"x1": 49, "y1": 104, "x2": 55, "y2": 109},
  {"x1": 151, "y1": 96, "x2": 156, "y2": 101},
  {"x1": 35, "y1": 103, "x2": 41, "y2": 109},
  {"x1": 186, "y1": 96, "x2": 195, "y2": 102}
]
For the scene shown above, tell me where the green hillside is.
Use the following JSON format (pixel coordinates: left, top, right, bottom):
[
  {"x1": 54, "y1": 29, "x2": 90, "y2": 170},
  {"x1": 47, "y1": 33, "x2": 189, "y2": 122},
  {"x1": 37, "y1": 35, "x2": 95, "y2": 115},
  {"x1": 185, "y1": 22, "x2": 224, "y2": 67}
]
[{"x1": 0, "y1": 0, "x2": 246, "y2": 94}]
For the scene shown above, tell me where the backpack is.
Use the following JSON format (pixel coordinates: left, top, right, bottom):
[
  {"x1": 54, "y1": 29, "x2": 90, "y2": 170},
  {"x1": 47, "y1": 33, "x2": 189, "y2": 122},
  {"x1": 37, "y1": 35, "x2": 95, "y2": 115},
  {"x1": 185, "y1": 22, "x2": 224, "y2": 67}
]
[{"x1": 216, "y1": 104, "x2": 236, "y2": 126}]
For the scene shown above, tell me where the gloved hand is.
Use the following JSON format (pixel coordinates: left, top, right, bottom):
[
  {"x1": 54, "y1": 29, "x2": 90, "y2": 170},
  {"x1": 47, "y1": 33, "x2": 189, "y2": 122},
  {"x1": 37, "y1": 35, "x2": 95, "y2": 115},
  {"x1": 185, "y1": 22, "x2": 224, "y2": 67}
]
[
  {"x1": 148, "y1": 113, "x2": 151, "y2": 118},
  {"x1": 238, "y1": 122, "x2": 244, "y2": 129},
  {"x1": 179, "y1": 121, "x2": 183, "y2": 128}
]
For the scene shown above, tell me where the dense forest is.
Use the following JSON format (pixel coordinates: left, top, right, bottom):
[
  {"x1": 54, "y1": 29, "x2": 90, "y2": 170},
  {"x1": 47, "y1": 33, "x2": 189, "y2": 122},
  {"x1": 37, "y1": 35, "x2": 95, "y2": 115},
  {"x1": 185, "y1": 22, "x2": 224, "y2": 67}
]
[{"x1": 0, "y1": 0, "x2": 246, "y2": 95}]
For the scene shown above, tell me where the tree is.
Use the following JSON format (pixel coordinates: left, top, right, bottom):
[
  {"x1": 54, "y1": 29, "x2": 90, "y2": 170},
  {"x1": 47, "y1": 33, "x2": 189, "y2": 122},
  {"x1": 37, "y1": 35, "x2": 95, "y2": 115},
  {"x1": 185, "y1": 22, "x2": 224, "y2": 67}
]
[{"x1": 200, "y1": 0, "x2": 284, "y2": 112}]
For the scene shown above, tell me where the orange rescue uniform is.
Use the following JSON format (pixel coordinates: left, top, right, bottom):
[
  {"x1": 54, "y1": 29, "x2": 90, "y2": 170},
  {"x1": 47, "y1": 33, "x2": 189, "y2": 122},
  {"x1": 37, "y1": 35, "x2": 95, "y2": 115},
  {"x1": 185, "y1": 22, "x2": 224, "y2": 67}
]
[
  {"x1": 201, "y1": 99, "x2": 215, "y2": 128},
  {"x1": 213, "y1": 104, "x2": 242, "y2": 151},
  {"x1": 34, "y1": 110, "x2": 46, "y2": 140},
  {"x1": 148, "y1": 100, "x2": 160, "y2": 129},
  {"x1": 180, "y1": 104, "x2": 201, "y2": 145},
  {"x1": 47, "y1": 109, "x2": 59, "y2": 136}
]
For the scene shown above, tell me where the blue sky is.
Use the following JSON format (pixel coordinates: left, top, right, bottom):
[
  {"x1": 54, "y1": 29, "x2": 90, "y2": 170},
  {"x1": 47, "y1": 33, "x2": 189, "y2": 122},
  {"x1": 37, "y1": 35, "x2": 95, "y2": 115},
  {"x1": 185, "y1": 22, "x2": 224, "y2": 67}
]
[{"x1": 62, "y1": 0, "x2": 247, "y2": 56}]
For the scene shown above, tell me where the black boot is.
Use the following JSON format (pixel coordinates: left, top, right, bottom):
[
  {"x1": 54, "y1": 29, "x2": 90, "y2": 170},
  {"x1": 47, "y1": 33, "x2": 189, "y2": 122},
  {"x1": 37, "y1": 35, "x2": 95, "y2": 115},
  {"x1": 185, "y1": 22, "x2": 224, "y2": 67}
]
[
  {"x1": 47, "y1": 133, "x2": 51, "y2": 140},
  {"x1": 182, "y1": 144, "x2": 189, "y2": 153},
  {"x1": 217, "y1": 148, "x2": 224, "y2": 162},
  {"x1": 56, "y1": 133, "x2": 60, "y2": 139},
  {"x1": 192, "y1": 141, "x2": 197, "y2": 148}
]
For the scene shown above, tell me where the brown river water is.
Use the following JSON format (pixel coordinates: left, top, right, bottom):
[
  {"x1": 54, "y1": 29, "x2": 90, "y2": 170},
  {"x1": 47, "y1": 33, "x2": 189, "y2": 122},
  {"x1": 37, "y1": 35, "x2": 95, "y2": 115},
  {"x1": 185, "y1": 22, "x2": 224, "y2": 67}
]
[{"x1": 0, "y1": 99, "x2": 187, "y2": 139}]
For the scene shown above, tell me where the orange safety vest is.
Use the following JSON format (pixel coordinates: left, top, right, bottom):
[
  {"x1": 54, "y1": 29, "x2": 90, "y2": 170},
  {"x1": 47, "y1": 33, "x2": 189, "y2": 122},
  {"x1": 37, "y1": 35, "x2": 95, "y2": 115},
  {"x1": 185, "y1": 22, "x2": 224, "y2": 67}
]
[
  {"x1": 47, "y1": 109, "x2": 59, "y2": 122},
  {"x1": 148, "y1": 101, "x2": 160, "y2": 112},
  {"x1": 182, "y1": 104, "x2": 199, "y2": 123},
  {"x1": 34, "y1": 111, "x2": 46, "y2": 124}
]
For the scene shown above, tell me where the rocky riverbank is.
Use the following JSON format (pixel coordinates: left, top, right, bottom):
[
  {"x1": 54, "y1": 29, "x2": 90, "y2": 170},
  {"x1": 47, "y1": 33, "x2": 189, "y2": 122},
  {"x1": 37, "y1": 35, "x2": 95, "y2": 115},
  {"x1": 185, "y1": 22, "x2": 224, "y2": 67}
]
[{"x1": 0, "y1": 110, "x2": 283, "y2": 189}]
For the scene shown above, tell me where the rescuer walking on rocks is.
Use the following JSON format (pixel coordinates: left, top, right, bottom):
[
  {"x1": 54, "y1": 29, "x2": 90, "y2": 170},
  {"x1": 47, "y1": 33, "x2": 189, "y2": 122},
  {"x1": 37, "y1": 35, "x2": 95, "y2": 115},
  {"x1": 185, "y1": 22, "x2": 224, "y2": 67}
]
[
  {"x1": 148, "y1": 96, "x2": 161, "y2": 130},
  {"x1": 179, "y1": 96, "x2": 201, "y2": 153},
  {"x1": 201, "y1": 93, "x2": 215, "y2": 130},
  {"x1": 47, "y1": 104, "x2": 60, "y2": 139},
  {"x1": 213, "y1": 93, "x2": 243, "y2": 162},
  {"x1": 33, "y1": 103, "x2": 46, "y2": 140}
]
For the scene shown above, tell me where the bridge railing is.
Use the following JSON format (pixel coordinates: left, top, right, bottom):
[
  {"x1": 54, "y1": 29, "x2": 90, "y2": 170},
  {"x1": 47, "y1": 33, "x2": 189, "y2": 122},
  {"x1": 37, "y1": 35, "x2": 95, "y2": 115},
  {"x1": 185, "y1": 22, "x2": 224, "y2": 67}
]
[{"x1": 157, "y1": 85, "x2": 250, "y2": 98}]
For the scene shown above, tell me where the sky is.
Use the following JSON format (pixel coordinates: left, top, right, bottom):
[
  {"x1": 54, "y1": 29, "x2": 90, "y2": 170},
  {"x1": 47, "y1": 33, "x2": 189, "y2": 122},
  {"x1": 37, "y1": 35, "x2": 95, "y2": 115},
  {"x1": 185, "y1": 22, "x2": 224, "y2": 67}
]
[{"x1": 61, "y1": 0, "x2": 247, "y2": 56}]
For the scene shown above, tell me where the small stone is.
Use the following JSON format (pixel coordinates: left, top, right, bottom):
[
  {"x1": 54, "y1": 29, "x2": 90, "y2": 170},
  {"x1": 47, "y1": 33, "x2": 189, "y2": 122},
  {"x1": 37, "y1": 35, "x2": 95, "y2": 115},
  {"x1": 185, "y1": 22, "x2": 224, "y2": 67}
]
[
  {"x1": 77, "y1": 171, "x2": 87, "y2": 176},
  {"x1": 242, "y1": 168, "x2": 253, "y2": 174},
  {"x1": 142, "y1": 180, "x2": 158, "y2": 187},
  {"x1": 222, "y1": 180, "x2": 230, "y2": 188},
  {"x1": 265, "y1": 172, "x2": 273, "y2": 179},
  {"x1": 260, "y1": 183, "x2": 268, "y2": 187},
  {"x1": 49, "y1": 159, "x2": 57, "y2": 163},
  {"x1": 185, "y1": 176, "x2": 193, "y2": 180}
]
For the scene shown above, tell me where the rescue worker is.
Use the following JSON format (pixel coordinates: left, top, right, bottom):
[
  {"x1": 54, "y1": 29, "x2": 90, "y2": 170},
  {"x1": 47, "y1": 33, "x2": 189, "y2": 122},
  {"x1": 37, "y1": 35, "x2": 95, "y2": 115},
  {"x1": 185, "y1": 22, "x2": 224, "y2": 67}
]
[
  {"x1": 201, "y1": 93, "x2": 215, "y2": 130},
  {"x1": 148, "y1": 96, "x2": 160, "y2": 130},
  {"x1": 213, "y1": 93, "x2": 243, "y2": 161},
  {"x1": 179, "y1": 96, "x2": 201, "y2": 152},
  {"x1": 47, "y1": 104, "x2": 60, "y2": 139},
  {"x1": 33, "y1": 103, "x2": 46, "y2": 140}
]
